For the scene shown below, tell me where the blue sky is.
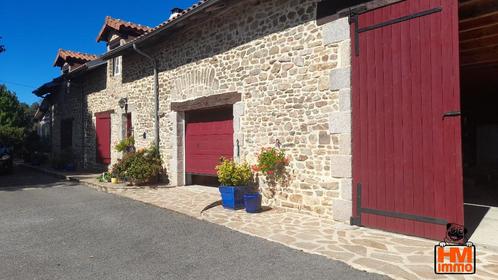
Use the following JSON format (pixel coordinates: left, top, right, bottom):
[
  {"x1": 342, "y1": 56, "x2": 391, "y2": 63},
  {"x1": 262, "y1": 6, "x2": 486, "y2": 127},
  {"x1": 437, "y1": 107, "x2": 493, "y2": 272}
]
[{"x1": 0, "y1": 0, "x2": 197, "y2": 105}]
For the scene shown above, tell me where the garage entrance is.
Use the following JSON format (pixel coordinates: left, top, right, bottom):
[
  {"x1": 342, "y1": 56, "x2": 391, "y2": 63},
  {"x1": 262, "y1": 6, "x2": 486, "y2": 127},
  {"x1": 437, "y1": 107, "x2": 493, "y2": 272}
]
[
  {"x1": 185, "y1": 107, "x2": 233, "y2": 186},
  {"x1": 351, "y1": 0, "x2": 463, "y2": 240},
  {"x1": 459, "y1": 0, "x2": 498, "y2": 247}
]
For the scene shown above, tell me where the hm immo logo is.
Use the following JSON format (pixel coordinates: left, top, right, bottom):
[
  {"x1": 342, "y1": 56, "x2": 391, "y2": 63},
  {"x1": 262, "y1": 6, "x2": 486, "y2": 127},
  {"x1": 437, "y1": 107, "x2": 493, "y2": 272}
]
[
  {"x1": 434, "y1": 223, "x2": 476, "y2": 274},
  {"x1": 434, "y1": 244, "x2": 476, "y2": 274}
]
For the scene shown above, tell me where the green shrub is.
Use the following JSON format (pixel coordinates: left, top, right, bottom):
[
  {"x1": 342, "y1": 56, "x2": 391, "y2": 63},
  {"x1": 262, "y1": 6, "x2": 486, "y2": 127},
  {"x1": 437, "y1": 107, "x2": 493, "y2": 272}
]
[
  {"x1": 111, "y1": 146, "x2": 163, "y2": 185},
  {"x1": 97, "y1": 172, "x2": 112, "y2": 183},
  {"x1": 215, "y1": 158, "x2": 253, "y2": 186},
  {"x1": 0, "y1": 125, "x2": 24, "y2": 152},
  {"x1": 115, "y1": 136, "x2": 135, "y2": 153}
]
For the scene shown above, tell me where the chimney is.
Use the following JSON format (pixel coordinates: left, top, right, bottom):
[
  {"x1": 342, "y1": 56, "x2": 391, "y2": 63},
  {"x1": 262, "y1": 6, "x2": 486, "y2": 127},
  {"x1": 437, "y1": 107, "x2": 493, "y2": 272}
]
[{"x1": 169, "y1": 8, "x2": 184, "y2": 20}]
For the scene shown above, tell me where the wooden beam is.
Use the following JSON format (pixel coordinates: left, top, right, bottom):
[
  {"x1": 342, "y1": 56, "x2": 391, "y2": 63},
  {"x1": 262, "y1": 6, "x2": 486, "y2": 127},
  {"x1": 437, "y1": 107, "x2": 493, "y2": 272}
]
[
  {"x1": 461, "y1": 42, "x2": 498, "y2": 54},
  {"x1": 461, "y1": 59, "x2": 498, "y2": 67},
  {"x1": 460, "y1": 0, "x2": 498, "y2": 21},
  {"x1": 461, "y1": 44, "x2": 498, "y2": 66},
  {"x1": 460, "y1": 11, "x2": 498, "y2": 31},
  {"x1": 170, "y1": 92, "x2": 241, "y2": 112},
  {"x1": 460, "y1": 33, "x2": 498, "y2": 51},
  {"x1": 459, "y1": 23, "x2": 498, "y2": 41}
]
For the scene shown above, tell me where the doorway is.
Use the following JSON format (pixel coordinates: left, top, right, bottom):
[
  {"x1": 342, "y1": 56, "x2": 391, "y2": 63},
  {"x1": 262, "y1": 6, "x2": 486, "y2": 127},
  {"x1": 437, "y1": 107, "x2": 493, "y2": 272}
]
[
  {"x1": 351, "y1": 0, "x2": 463, "y2": 240},
  {"x1": 185, "y1": 106, "x2": 233, "y2": 187},
  {"x1": 459, "y1": 0, "x2": 498, "y2": 247}
]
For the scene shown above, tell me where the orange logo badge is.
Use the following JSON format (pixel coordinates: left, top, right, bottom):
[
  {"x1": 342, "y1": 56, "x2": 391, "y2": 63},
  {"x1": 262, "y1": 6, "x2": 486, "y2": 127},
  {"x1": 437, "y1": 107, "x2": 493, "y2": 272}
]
[{"x1": 434, "y1": 243, "x2": 476, "y2": 274}]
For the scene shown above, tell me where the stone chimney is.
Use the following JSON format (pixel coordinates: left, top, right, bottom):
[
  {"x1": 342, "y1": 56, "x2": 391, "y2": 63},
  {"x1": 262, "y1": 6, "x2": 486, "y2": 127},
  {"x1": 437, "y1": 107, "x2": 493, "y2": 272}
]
[{"x1": 169, "y1": 8, "x2": 184, "y2": 20}]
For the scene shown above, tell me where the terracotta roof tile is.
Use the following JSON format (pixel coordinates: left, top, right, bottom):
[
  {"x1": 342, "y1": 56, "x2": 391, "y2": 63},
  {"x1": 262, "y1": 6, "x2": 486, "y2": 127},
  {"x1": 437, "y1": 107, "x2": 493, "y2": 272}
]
[
  {"x1": 103, "y1": 0, "x2": 219, "y2": 58},
  {"x1": 139, "y1": 0, "x2": 210, "y2": 39},
  {"x1": 96, "y1": 16, "x2": 152, "y2": 42},
  {"x1": 53, "y1": 49, "x2": 98, "y2": 67}
]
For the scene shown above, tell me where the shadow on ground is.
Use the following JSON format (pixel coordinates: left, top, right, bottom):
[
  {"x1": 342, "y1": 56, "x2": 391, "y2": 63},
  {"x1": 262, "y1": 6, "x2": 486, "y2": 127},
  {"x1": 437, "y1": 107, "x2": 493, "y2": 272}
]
[
  {"x1": 464, "y1": 204, "x2": 490, "y2": 238},
  {"x1": 0, "y1": 165, "x2": 77, "y2": 191}
]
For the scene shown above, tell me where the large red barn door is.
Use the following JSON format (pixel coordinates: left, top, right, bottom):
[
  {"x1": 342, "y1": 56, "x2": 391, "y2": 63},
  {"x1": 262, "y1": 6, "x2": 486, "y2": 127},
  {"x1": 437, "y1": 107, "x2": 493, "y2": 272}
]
[
  {"x1": 95, "y1": 112, "x2": 111, "y2": 165},
  {"x1": 185, "y1": 107, "x2": 233, "y2": 176},
  {"x1": 351, "y1": 0, "x2": 463, "y2": 240}
]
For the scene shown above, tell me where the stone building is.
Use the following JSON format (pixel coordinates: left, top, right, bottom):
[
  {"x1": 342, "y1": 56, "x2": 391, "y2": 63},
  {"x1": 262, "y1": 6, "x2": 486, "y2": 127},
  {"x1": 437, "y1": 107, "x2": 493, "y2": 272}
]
[
  {"x1": 35, "y1": 0, "x2": 354, "y2": 222},
  {"x1": 36, "y1": 0, "x2": 489, "y2": 241}
]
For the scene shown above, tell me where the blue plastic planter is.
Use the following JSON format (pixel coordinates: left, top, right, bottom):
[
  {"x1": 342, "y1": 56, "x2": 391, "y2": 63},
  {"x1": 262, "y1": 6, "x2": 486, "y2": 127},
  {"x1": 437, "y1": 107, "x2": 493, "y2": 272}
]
[
  {"x1": 244, "y1": 193, "x2": 262, "y2": 213},
  {"x1": 219, "y1": 186, "x2": 246, "y2": 210}
]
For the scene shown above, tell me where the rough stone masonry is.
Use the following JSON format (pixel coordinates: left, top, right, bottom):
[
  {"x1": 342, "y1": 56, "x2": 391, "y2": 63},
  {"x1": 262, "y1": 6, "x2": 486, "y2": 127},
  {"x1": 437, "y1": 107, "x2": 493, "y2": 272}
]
[{"x1": 58, "y1": 0, "x2": 353, "y2": 222}]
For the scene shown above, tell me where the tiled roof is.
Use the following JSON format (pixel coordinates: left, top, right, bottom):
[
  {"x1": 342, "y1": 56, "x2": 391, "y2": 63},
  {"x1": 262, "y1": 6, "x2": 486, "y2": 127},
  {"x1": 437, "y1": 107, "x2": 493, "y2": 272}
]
[
  {"x1": 53, "y1": 49, "x2": 98, "y2": 67},
  {"x1": 96, "y1": 16, "x2": 152, "y2": 42},
  {"x1": 102, "y1": 0, "x2": 221, "y2": 59},
  {"x1": 135, "y1": 0, "x2": 212, "y2": 41}
]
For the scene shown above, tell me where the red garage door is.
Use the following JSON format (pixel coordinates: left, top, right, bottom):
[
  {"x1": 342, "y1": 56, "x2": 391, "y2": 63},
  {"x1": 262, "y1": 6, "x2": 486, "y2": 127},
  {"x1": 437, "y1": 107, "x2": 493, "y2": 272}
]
[
  {"x1": 95, "y1": 112, "x2": 111, "y2": 165},
  {"x1": 351, "y1": 0, "x2": 463, "y2": 240},
  {"x1": 186, "y1": 107, "x2": 233, "y2": 176}
]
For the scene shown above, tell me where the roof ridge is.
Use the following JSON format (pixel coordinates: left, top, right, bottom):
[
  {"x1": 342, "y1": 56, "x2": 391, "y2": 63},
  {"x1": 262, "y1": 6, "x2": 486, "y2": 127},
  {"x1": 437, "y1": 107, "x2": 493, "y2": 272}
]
[
  {"x1": 105, "y1": 16, "x2": 152, "y2": 29},
  {"x1": 106, "y1": 0, "x2": 214, "y2": 54},
  {"x1": 58, "y1": 48, "x2": 98, "y2": 58},
  {"x1": 53, "y1": 49, "x2": 99, "y2": 67},
  {"x1": 97, "y1": 16, "x2": 152, "y2": 42}
]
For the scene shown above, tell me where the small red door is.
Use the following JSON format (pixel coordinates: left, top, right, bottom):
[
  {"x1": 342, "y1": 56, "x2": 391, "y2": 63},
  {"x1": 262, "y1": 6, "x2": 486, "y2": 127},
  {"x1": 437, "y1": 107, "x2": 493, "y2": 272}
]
[
  {"x1": 351, "y1": 0, "x2": 463, "y2": 240},
  {"x1": 185, "y1": 107, "x2": 233, "y2": 176},
  {"x1": 95, "y1": 112, "x2": 111, "y2": 165}
]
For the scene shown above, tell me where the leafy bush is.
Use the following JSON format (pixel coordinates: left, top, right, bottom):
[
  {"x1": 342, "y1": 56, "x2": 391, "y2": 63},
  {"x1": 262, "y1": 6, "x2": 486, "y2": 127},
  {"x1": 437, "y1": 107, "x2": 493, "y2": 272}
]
[
  {"x1": 252, "y1": 147, "x2": 289, "y2": 177},
  {"x1": 115, "y1": 136, "x2": 135, "y2": 153},
  {"x1": 111, "y1": 146, "x2": 163, "y2": 185},
  {"x1": 0, "y1": 125, "x2": 24, "y2": 152},
  {"x1": 215, "y1": 158, "x2": 253, "y2": 186},
  {"x1": 97, "y1": 172, "x2": 112, "y2": 183}
]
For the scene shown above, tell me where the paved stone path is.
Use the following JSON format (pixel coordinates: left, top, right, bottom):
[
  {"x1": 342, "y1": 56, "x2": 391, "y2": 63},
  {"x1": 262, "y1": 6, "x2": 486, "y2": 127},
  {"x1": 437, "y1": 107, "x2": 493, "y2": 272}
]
[{"x1": 23, "y1": 164, "x2": 498, "y2": 280}]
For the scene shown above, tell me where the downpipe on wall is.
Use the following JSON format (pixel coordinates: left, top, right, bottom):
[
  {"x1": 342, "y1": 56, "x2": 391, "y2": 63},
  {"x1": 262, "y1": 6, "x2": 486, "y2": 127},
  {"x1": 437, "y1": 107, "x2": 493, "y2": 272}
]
[{"x1": 132, "y1": 43, "x2": 160, "y2": 151}]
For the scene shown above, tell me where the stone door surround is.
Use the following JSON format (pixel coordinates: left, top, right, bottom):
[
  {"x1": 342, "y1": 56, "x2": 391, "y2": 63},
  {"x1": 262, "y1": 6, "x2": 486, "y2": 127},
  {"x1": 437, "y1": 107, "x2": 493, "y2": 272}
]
[
  {"x1": 169, "y1": 91, "x2": 243, "y2": 187},
  {"x1": 170, "y1": 92, "x2": 241, "y2": 112}
]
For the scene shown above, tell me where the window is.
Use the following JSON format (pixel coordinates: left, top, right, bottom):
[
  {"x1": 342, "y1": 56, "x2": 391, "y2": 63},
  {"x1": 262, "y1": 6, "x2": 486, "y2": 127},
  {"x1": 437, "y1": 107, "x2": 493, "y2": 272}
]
[{"x1": 112, "y1": 56, "x2": 121, "y2": 76}]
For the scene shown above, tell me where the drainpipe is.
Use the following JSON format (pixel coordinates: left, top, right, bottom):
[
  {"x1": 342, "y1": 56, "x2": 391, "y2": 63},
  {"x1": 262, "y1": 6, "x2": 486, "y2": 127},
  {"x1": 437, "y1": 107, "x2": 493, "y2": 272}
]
[{"x1": 132, "y1": 43, "x2": 160, "y2": 151}]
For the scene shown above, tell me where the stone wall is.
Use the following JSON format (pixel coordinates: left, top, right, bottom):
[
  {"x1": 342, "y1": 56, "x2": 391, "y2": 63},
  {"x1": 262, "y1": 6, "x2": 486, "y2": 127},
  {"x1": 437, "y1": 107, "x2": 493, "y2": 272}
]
[
  {"x1": 81, "y1": 65, "x2": 126, "y2": 170},
  {"x1": 48, "y1": 64, "x2": 125, "y2": 171},
  {"x1": 50, "y1": 81, "x2": 85, "y2": 168},
  {"x1": 118, "y1": 0, "x2": 353, "y2": 220},
  {"x1": 48, "y1": 0, "x2": 354, "y2": 221}
]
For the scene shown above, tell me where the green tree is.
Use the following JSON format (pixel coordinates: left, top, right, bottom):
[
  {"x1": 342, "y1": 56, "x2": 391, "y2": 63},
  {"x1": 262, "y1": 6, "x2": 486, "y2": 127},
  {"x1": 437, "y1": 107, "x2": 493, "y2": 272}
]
[
  {"x1": 0, "y1": 84, "x2": 38, "y2": 151},
  {"x1": 0, "y1": 85, "x2": 29, "y2": 127}
]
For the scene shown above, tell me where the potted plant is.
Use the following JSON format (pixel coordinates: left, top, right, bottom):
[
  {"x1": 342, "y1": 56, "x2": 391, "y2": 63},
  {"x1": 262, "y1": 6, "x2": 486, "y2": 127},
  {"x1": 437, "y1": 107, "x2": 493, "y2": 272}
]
[
  {"x1": 98, "y1": 172, "x2": 112, "y2": 183},
  {"x1": 215, "y1": 158, "x2": 253, "y2": 210},
  {"x1": 243, "y1": 189, "x2": 262, "y2": 213},
  {"x1": 115, "y1": 136, "x2": 135, "y2": 154},
  {"x1": 250, "y1": 147, "x2": 290, "y2": 212}
]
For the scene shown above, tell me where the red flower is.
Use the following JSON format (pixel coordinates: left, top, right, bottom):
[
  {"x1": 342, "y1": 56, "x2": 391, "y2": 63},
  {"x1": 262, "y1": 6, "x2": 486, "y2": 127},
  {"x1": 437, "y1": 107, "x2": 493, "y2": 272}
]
[{"x1": 267, "y1": 170, "x2": 274, "y2": 175}]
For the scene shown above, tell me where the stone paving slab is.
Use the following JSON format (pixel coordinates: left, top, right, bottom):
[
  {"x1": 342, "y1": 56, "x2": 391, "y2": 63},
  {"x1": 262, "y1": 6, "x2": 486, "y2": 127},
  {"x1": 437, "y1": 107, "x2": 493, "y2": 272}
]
[{"x1": 24, "y1": 164, "x2": 498, "y2": 280}]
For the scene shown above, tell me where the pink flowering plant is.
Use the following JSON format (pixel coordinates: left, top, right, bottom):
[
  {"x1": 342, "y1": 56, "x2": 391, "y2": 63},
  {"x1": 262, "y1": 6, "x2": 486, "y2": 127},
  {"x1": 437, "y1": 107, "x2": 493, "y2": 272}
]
[{"x1": 252, "y1": 147, "x2": 290, "y2": 184}]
